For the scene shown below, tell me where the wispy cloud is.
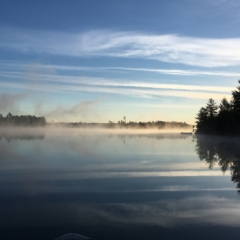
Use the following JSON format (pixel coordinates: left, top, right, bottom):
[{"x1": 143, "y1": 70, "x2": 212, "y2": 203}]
[
  {"x1": 1, "y1": 28, "x2": 240, "y2": 67},
  {"x1": 0, "y1": 62, "x2": 234, "y2": 95},
  {"x1": 2, "y1": 60, "x2": 240, "y2": 77},
  {"x1": 0, "y1": 68, "x2": 233, "y2": 100},
  {"x1": 0, "y1": 78, "x2": 231, "y2": 100},
  {"x1": 0, "y1": 61, "x2": 234, "y2": 101}
]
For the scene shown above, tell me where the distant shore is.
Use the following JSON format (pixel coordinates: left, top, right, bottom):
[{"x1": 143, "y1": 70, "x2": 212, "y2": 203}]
[
  {"x1": 47, "y1": 121, "x2": 192, "y2": 130},
  {"x1": 0, "y1": 113, "x2": 192, "y2": 130}
]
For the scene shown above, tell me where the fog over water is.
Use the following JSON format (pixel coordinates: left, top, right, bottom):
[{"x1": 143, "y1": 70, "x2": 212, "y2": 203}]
[{"x1": 0, "y1": 128, "x2": 240, "y2": 240}]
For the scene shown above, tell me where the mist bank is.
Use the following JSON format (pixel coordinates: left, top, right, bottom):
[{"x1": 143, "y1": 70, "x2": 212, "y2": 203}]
[
  {"x1": 49, "y1": 120, "x2": 191, "y2": 130},
  {"x1": 0, "y1": 112, "x2": 191, "y2": 130}
]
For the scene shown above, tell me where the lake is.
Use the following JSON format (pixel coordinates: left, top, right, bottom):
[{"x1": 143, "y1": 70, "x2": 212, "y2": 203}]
[{"x1": 1, "y1": 128, "x2": 240, "y2": 240}]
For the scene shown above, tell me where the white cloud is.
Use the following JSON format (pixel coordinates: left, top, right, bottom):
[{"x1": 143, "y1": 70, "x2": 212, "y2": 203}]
[
  {"x1": 0, "y1": 61, "x2": 234, "y2": 102},
  {"x1": 0, "y1": 69, "x2": 232, "y2": 100},
  {"x1": 1, "y1": 28, "x2": 240, "y2": 67},
  {"x1": 0, "y1": 78, "x2": 231, "y2": 101},
  {"x1": 2, "y1": 60, "x2": 240, "y2": 77}
]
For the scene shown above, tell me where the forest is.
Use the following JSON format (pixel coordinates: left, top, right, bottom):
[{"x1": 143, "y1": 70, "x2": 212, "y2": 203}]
[
  {"x1": 55, "y1": 120, "x2": 191, "y2": 129},
  {"x1": 195, "y1": 80, "x2": 240, "y2": 135},
  {"x1": 0, "y1": 113, "x2": 46, "y2": 127}
]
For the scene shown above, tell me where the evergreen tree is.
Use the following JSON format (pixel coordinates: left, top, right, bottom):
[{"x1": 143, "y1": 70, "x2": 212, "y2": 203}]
[
  {"x1": 232, "y1": 80, "x2": 240, "y2": 115},
  {"x1": 219, "y1": 97, "x2": 232, "y2": 112},
  {"x1": 217, "y1": 98, "x2": 234, "y2": 135},
  {"x1": 0, "y1": 113, "x2": 46, "y2": 126},
  {"x1": 195, "y1": 107, "x2": 208, "y2": 133},
  {"x1": 206, "y1": 98, "x2": 218, "y2": 119},
  {"x1": 195, "y1": 81, "x2": 240, "y2": 135},
  {"x1": 231, "y1": 80, "x2": 240, "y2": 133},
  {"x1": 196, "y1": 99, "x2": 218, "y2": 134}
]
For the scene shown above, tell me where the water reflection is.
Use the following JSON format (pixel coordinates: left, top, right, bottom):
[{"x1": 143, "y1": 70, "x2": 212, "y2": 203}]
[
  {"x1": 0, "y1": 128, "x2": 45, "y2": 141},
  {"x1": 55, "y1": 233, "x2": 91, "y2": 240},
  {"x1": 195, "y1": 135, "x2": 240, "y2": 191},
  {"x1": 1, "y1": 130, "x2": 240, "y2": 240}
]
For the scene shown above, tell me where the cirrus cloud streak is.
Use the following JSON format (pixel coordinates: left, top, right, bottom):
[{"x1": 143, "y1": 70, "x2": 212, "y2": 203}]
[{"x1": 1, "y1": 28, "x2": 240, "y2": 67}]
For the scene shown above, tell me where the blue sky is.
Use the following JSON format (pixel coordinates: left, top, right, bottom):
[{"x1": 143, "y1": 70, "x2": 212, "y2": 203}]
[{"x1": 0, "y1": 0, "x2": 240, "y2": 123}]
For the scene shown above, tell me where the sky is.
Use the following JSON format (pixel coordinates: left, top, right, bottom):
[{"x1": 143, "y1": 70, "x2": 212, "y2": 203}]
[{"x1": 0, "y1": 0, "x2": 240, "y2": 124}]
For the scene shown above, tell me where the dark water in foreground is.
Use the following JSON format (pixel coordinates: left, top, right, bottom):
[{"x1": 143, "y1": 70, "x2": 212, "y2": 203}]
[{"x1": 1, "y1": 128, "x2": 240, "y2": 240}]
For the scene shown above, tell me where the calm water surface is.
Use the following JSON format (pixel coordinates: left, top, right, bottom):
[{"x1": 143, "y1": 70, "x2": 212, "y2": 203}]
[{"x1": 1, "y1": 128, "x2": 240, "y2": 240}]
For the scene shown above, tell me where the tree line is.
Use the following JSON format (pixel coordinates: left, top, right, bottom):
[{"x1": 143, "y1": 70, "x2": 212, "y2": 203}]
[
  {"x1": 56, "y1": 120, "x2": 191, "y2": 129},
  {"x1": 195, "y1": 80, "x2": 240, "y2": 135},
  {"x1": 0, "y1": 113, "x2": 46, "y2": 127}
]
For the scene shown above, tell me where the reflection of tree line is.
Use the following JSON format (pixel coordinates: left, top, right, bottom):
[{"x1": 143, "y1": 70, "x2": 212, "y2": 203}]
[
  {"x1": 0, "y1": 113, "x2": 46, "y2": 126},
  {"x1": 77, "y1": 133, "x2": 191, "y2": 140},
  {"x1": 0, "y1": 133, "x2": 45, "y2": 142},
  {"x1": 195, "y1": 136, "x2": 240, "y2": 191},
  {"x1": 115, "y1": 134, "x2": 191, "y2": 144},
  {"x1": 0, "y1": 132, "x2": 189, "y2": 143},
  {"x1": 0, "y1": 134, "x2": 45, "y2": 142},
  {"x1": 116, "y1": 134, "x2": 191, "y2": 140}
]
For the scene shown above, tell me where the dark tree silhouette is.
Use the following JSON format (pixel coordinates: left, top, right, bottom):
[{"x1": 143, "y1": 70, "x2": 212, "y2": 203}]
[
  {"x1": 195, "y1": 99, "x2": 218, "y2": 134},
  {"x1": 195, "y1": 80, "x2": 240, "y2": 135},
  {"x1": 219, "y1": 97, "x2": 232, "y2": 112},
  {"x1": 216, "y1": 98, "x2": 235, "y2": 135},
  {"x1": 232, "y1": 80, "x2": 240, "y2": 115},
  {"x1": 206, "y1": 98, "x2": 218, "y2": 119},
  {"x1": 59, "y1": 119, "x2": 191, "y2": 129},
  {"x1": 196, "y1": 107, "x2": 208, "y2": 133},
  {"x1": 0, "y1": 113, "x2": 46, "y2": 127}
]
